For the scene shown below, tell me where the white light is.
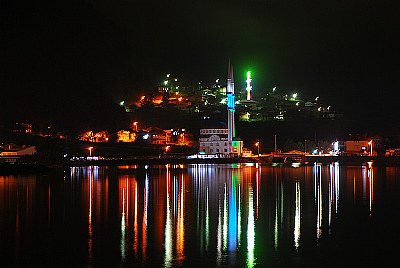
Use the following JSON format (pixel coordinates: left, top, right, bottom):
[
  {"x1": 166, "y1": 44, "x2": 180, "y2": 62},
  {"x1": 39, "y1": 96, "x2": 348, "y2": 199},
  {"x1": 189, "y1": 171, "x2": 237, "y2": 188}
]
[
  {"x1": 120, "y1": 101, "x2": 125, "y2": 106},
  {"x1": 143, "y1": 134, "x2": 149, "y2": 140},
  {"x1": 167, "y1": 74, "x2": 170, "y2": 78},
  {"x1": 293, "y1": 93, "x2": 297, "y2": 99}
]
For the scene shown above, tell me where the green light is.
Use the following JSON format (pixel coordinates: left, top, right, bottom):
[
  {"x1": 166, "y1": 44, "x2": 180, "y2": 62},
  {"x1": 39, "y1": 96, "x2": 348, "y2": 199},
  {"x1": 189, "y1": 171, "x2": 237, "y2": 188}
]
[{"x1": 247, "y1": 71, "x2": 251, "y2": 79}]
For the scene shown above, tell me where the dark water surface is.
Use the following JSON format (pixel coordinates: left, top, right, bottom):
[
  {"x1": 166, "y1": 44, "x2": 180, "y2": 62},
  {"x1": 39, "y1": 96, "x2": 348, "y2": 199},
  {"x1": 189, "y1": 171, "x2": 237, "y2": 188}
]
[{"x1": 1, "y1": 163, "x2": 400, "y2": 267}]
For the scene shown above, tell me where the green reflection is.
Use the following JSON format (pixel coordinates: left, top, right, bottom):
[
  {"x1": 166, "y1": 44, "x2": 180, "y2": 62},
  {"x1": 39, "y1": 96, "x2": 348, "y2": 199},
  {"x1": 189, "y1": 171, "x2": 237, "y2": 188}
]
[
  {"x1": 206, "y1": 186, "x2": 209, "y2": 251},
  {"x1": 247, "y1": 186, "x2": 255, "y2": 267}
]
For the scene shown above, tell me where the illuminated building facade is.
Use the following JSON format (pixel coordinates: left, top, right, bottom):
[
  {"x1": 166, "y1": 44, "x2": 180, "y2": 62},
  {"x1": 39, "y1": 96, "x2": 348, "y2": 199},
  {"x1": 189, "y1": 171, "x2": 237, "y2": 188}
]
[
  {"x1": 334, "y1": 135, "x2": 381, "y2": 156},
  {"x1": 117, "y1": 130, "x2": 136, "y2": 142},
  {"x1": 199, "y1": 128, "x2": 229, "y2": 154}
]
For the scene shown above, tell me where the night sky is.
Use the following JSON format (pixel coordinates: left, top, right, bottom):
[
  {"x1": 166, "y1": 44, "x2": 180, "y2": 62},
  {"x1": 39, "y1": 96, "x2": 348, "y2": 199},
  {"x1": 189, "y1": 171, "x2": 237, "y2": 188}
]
[{"x1": 1, "y1": 0, "x2": 399, "y2": 130}]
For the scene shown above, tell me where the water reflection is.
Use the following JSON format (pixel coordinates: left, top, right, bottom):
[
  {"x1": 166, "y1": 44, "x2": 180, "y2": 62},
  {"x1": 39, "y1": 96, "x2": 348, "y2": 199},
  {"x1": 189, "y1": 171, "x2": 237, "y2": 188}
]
[
  {"x1": 247, "y1": 183, "x2": 255, "y2": 267},
  {"x1": 294, "y1": 180, "x2": 301, "y2": 249},
  {"x1": 1, "y1": 162, "x2": 397, "y2": 267}
]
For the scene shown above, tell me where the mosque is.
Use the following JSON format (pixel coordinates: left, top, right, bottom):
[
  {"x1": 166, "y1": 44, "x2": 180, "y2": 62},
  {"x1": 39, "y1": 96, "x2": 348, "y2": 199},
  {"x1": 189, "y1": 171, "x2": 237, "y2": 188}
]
[{"x1": 198, "y1": 62, "x2": 245, "y2": 157}]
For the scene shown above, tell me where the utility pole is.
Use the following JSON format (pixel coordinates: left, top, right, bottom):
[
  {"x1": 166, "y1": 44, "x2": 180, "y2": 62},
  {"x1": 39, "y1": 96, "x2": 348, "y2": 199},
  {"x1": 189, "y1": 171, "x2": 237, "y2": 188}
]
[
  {"x1": 304, "y1": 139, "x2": 307, "y2": 154},
  {"x1": 274, "y1": 134, "x2": 277, "y2": 153}
]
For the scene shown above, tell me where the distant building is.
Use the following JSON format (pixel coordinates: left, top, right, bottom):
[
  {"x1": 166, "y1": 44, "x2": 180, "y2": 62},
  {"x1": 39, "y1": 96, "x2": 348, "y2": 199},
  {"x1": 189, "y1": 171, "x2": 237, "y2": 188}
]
[
  {"x1": 79, "y1": 131, "x2": 110, "y2": 142},
  {"x1": 150, "y1": 128, "x2": 168, "y2": 145},
  {"x1": 385, "y1": 148, "x2": 400, "y2": 156},
  {"x1": 334, "y1": 135, "x2": 381, "y2": 156},
  {"x1": 12, "y1": 122, "x2": 33, "y2": 134},
  {"x1": 232, "y1": 138, "x2": 244, "y2": 156},
  {"x1": 117, "y1": 130, "x2": 136, "y2": 142}
]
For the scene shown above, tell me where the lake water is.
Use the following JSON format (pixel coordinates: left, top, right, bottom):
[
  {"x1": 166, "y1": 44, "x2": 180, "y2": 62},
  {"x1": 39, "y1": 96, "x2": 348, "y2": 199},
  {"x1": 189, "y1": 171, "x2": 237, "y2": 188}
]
[{"x1": 1, "y1": 163, "x2": 400, "y2": 267}]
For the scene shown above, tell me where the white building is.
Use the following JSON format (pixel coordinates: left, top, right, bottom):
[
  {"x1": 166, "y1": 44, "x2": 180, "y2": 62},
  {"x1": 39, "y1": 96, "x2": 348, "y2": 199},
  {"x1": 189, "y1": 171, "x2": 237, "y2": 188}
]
[{"x1": 199, "y1": 128, "x2": 229, "y2": 154}]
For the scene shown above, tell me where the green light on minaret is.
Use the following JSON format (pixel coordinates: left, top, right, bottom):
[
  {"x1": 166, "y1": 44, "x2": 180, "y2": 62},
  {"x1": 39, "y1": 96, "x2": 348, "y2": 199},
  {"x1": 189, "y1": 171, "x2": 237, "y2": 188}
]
[{"x1": 247, "y1": 71, "x2": 251, "y2": 79}]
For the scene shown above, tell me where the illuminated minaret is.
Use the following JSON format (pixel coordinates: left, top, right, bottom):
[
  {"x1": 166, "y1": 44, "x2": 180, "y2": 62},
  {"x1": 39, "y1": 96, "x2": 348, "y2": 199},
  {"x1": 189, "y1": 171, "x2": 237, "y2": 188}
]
[
  {"x1": 246, "y1": 71, "x2": 252, "y2": 101},
  {"x1": 227, "y1": 62, "x2": 236, "y2": 153}
]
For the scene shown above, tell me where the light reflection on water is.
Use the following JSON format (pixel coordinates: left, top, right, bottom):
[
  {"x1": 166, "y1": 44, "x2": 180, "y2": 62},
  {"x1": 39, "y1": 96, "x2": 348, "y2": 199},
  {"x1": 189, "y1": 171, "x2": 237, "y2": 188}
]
[{"x1": 2, "y1": 163, "x2": 400, "y2": 267}]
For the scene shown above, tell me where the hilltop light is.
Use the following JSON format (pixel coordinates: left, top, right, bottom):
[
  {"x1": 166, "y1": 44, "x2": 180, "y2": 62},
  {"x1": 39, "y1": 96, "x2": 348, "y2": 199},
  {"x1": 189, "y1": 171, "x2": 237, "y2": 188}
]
[
  {"x1": 120, "y1": 101, "x2": 125, "y2": 106},
  {"x1": 292, "y1": 93, "x2": 298, "y2": 99},
  {"x1": 164, "y1": 80, "x2": 168, "y2": 85},
  {"x1": 246, "y1": 71, "x2": 252, "y2": 101}
]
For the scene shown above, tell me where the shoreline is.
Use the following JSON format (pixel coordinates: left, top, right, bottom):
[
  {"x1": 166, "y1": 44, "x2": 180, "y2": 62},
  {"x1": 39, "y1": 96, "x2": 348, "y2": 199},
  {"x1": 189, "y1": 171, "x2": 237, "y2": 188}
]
[
  {"x1": 66, "y1": 155, "x2": 400, "y2": 167},
  {"x1": 2, "y1": 155, "x2": 400, "y2": 175}
]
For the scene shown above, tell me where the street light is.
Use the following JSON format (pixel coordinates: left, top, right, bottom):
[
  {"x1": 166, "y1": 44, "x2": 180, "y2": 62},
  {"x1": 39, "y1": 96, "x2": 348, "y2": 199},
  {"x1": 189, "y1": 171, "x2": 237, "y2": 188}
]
[
  {"x1": 368, "y1": 140, "x2": 373, "y2": 155},
  {"x1": 133, "y1": 122, "x2": 138, "y2": 132},
  {"x1": 88, "y1": 146, "x2": 93, "y2": 157},
  {"x1": 255, "y1": 142, "x2": 260, "y2": 156},
  {"x1": 165, "y1": 146, "x2": 170, "y2": 153}
]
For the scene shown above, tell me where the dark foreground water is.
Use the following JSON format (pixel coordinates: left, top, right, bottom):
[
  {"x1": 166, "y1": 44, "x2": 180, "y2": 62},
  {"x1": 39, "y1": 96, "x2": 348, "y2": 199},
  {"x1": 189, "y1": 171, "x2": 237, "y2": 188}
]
[{"x1": 1, "y1": 163, "x2": 400, "y2": 267}]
